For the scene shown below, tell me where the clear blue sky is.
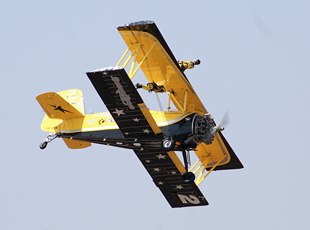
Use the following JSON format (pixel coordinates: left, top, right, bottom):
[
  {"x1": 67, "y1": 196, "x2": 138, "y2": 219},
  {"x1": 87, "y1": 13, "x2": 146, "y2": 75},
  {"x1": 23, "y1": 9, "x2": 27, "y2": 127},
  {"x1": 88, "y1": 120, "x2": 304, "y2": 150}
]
[{"x1": 1, "y1": 1, "x2": 310, "y2": 229}]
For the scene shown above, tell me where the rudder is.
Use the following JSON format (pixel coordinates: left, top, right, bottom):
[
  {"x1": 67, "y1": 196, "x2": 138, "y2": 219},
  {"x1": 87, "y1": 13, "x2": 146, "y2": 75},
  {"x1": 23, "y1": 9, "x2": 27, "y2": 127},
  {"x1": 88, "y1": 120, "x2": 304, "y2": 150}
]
[{"x1": 36, "y1": 89, "x2": 85, "y2": 120}]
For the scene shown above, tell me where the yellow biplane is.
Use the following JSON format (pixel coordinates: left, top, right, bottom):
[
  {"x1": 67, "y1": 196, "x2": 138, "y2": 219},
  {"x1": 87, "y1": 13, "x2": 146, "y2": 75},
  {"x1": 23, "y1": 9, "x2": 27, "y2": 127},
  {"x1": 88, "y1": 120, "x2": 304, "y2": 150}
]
[{"x1": 37, "y1": 21, "x2": 243, "y2": 208}]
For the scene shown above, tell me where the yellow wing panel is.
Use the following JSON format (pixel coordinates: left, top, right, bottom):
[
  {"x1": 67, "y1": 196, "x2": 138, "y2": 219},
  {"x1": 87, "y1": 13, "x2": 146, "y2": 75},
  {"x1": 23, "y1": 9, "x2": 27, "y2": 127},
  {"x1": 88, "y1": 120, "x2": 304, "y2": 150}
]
[
  {"x1": 194, "y1": 133, "x2": 231, "y2": 168},
  {"x1": 118, "y1": 22, "x2": 207, "y2": 115},
  {"x1": 195, "y1": 132, "x2": 243, "y2": 170},
  {"x1": 138, "y1": 103, "x2": 162, "y2": 134}
]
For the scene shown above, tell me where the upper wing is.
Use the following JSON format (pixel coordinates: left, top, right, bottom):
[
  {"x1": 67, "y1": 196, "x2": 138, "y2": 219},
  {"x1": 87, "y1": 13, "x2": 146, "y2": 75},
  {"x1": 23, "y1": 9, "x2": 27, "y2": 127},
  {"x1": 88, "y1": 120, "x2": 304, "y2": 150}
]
[
  {"x1": 117, "y1": 21, "x2": 207, "y2": 115},
  {"x1": 86, "y1": 66, "x2": 161, "y2": 138}
]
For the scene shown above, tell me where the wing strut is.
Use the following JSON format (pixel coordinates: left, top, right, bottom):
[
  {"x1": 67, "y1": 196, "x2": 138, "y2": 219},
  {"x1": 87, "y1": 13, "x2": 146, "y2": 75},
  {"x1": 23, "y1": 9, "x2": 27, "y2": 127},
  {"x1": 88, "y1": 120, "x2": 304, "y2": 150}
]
[
  {"x1": 116, "y1": 42, "x2": 157, "y2": 79},
  {"x1": 167, "y1": 90, "x2": 188, "y2": 112},
  {"x1": 190, "y1": 155, "x2": 226, "y2": 186}
]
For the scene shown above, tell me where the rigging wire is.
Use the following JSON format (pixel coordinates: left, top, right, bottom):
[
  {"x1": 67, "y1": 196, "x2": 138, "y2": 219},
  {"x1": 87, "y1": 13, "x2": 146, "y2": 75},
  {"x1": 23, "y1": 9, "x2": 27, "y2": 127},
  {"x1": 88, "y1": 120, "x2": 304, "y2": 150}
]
[{"x1": 155, "y1": 93, "x2": 163, "y2": 112}]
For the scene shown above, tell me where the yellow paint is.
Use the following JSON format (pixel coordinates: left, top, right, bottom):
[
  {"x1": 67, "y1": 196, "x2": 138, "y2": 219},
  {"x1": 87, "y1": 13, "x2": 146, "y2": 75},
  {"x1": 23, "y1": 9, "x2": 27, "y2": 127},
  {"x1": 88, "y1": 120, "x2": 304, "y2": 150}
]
[
  {"x1": 63, "y1": 138, "x2": 91, "y2": 149},
  {"x1": 118, "y1": 30, "x2": 207, "y2": 115},
  {"x1": 36, "y1": 89, "x2": 85, "y2": 119},
  {"x1": 39, "y1": 106, "x2": 190, "y2": 134},
  {"x1": 167, "y1": 151, "x2": 186, "y2": 174},
  {"x1": 116, "y1": 44, "x2": 132, "y2": 66},
  {"x1": 138, "y1": 103, "x2": 161, "y2": 134},
  {"x1": 194, "y1": 134, "x2": 231, "y2": 168},
  {"x1": 195, "y1": 155, "x2": 226, "y2": 186}
]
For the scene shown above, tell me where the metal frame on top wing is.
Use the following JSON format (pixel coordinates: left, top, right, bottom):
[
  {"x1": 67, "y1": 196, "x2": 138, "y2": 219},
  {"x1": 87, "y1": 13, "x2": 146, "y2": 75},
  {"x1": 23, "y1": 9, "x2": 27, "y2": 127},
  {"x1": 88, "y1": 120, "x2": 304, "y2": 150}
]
[{"x1": 116, "y1": 42, "x2": 189, "y2": 114}]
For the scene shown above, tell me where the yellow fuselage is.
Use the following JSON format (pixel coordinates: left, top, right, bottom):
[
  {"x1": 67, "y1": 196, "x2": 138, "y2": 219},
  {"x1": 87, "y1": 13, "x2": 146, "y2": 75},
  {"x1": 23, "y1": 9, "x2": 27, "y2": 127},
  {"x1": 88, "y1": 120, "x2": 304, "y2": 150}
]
[{"x1": 41, "y1": 110, "x2": 192, "y2": 135}]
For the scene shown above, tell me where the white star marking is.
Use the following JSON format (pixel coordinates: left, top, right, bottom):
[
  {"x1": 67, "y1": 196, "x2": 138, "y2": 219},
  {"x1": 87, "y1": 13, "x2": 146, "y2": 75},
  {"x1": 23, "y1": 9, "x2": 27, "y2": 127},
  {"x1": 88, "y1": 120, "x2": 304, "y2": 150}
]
[
  {"x1": 176, "y1": 185, "x2": 183, "y2": 190},
  {"x1": 133, "y1": 118, "x2": 140, "y2": 122},
  {"x1": 153, "y1": 168, "x2": 160, "y2": 172},
  {"x1": 145, "y1": 160, "x2": 151, "y2": 163},
  {"x1": 124, "y1": 132, "x2": 129, "y2": 135},
  {"x1": 113, "y1": 109, "x2": 125, "y2": 116},
  {"x1": 156, "y1": 154, "x2": 166, "y2": 160},
  {"x1": 143, "y1": 129, "x2": 151, "y2": 134},
  {"x1": 158, "y1": 181, "x2": 164, "y2": 185},
  {"x1": 171, "y1": 171, "x2": 177, "y2": 175}
]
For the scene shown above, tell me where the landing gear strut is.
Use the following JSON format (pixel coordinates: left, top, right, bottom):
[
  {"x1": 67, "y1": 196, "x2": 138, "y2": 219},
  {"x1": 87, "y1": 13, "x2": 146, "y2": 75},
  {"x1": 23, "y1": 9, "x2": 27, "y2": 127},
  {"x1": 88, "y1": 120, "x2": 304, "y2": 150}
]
[
  {"x1": 39, "y1": 133, "x2": 59, "y2": 149},
  {"x1": 181, "y1": 149, "x2": 195, "y2": 183},
  {"x1": 161, "y1": 137, "x2": 195, "y2": 183}
]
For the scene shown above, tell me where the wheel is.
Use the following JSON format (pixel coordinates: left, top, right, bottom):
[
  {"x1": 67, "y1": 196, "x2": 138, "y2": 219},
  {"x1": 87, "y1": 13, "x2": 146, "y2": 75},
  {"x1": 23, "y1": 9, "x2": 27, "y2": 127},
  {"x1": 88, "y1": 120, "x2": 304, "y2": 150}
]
[
  {"x1": 161, "y1": 138, "x2": 175, "y2": 151},
  {"x1": 182, "y1": 172, "x2": 195, "y2": 183},
  {"x1": 39, "y1": 141, "x2": 47, "y2": 150}
]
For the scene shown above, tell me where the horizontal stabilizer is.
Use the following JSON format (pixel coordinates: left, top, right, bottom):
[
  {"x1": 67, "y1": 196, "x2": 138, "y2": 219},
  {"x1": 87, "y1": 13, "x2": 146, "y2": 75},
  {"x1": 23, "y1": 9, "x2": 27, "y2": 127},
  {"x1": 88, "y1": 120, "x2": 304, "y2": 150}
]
[
  {"x1": 36, "y1": 89, "x2": 85, "y2": 120},
  {"x1": 63, "y1": 138, "x2": 91, "y2": 149}
]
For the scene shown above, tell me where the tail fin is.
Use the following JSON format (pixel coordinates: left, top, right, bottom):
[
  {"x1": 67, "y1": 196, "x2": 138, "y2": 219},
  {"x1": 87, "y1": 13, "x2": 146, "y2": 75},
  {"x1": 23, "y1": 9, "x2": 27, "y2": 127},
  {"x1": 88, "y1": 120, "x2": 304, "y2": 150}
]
[
  {"x1": 37, "y1": 89, "x2": 91, "y2": 149},
  {"x1": 36, "y1": 89, "x2": 85, "y2": 119}
]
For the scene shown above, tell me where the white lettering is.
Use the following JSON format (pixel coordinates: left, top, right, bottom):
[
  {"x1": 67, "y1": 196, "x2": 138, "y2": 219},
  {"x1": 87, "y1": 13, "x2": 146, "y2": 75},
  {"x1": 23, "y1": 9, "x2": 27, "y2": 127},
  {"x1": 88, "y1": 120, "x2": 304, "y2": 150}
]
[
  {"x1": 110, "y1": 76, "x2": 135, "y2": 110},
  {"x1": 106, "y1": 117, "x2": 115, "y2": 123},
  {"x1": 177, "y1": 194, "x2": 200, "y2": 205}
]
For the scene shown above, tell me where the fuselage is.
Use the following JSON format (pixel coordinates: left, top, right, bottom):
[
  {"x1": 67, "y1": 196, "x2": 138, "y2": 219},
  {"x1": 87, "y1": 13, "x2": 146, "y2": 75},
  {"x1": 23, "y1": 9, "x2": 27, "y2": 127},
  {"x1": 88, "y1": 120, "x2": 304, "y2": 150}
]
[{"x1": 41, "y1": 110, "x2": 196, "y2": 150}]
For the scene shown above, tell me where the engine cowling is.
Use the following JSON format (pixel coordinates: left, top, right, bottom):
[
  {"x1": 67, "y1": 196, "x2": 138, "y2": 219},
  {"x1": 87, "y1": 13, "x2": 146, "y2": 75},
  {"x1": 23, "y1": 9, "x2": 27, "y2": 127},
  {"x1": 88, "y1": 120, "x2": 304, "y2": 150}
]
[{"x1": 192, "y1": 113, "x2": 216, "y2": 145}]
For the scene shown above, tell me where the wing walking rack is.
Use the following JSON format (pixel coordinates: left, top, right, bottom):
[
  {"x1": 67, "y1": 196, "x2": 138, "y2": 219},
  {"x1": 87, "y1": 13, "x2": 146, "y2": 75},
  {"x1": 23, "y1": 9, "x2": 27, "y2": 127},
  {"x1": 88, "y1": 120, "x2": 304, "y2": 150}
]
[{"x1": 36, "y1": 20, "x2": 243, "y2": 208}]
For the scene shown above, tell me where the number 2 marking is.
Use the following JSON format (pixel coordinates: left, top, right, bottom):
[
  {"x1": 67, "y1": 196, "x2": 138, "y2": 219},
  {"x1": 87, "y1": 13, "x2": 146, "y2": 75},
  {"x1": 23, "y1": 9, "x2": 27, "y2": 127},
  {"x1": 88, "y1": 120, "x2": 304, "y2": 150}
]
[{"x1": 177, "y1": 194, "x2": 200, "y2": 205}]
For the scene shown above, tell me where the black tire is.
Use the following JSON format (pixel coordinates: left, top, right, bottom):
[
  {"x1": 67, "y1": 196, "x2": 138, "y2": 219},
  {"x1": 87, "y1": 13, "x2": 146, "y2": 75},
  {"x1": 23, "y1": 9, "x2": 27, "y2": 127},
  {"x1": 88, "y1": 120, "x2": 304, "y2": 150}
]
[
  {"x1": 161, "y1": 138, "x2": 175, "y2": 151},
  {"x1": 39, "y1": 141, "x2": 47, "y2": 150},
  {"x1": 182, "y1": 172, "x2": 196, "y2": 183}
]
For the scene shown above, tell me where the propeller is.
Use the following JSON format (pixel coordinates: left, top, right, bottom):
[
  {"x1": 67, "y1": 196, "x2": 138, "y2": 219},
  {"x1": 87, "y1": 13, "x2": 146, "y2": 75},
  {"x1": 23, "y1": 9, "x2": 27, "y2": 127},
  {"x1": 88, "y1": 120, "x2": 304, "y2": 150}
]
[
  {"x1": 211, "y1": 111, "x2": 230, "y2": 135},
  {"x1": 184, "y1": 111, "x2": 230, "y2": 145}
]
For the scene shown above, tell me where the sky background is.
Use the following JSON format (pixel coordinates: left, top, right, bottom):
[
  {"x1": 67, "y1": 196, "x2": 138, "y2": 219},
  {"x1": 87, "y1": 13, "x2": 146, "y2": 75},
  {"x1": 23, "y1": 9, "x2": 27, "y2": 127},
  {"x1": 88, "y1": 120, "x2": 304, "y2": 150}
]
[{"x1": 1, "y1": 1, "x2": 310, "y2": 229}]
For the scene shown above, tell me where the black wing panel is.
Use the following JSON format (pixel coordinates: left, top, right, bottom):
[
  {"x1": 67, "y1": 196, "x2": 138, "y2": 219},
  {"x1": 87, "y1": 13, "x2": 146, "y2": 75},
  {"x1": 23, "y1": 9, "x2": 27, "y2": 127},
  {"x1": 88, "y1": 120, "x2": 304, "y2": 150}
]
[
  {"x1": 208, "y1": 132, "x2": 244, "y2": 171},
  {"x1": 86, "y1": 67, "x2": 161, "y2": 138},
  {"x1": 135, "y1": 148, "x2": 208, "y2": 208},
  {"x1": 87, "y1": 66, "x2": 208, "y2": 207}
]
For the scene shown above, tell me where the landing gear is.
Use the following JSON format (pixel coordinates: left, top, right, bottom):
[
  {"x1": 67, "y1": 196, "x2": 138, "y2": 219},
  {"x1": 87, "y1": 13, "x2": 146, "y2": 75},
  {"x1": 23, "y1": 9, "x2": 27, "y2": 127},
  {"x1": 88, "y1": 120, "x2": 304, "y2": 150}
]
[
  {"x1": 182, "y1": 172, "x2": 195, "y2": 183},
  {"x1": 181, "y1": 149, "x2": 195, "y2": 183},
  {"x1": 161, "y1": 137, "x2": 195, "y2": 183},
  {"x1": 39, "y1": 141, "x2": 48, "y2": 149},
  {"x1": 39, "y1": 133, "x2": 59, "y2": 150},
  {"x1": 161, "y1": 138, "x2": 175, "y2": 151}
]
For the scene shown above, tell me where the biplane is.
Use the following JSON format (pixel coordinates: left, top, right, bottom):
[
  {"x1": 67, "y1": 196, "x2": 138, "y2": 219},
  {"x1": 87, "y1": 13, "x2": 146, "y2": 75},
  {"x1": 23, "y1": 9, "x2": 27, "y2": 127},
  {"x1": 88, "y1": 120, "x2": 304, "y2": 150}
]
[{"x1": 36, "y1": 21, "x2": 243, "y2": 208}]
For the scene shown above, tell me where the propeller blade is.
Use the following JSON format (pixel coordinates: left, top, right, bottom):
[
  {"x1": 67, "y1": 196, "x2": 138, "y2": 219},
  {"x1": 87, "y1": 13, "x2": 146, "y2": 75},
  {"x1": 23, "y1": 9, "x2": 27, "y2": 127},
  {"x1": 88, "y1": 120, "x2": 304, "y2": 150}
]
[{"x1": 210, "y1": 111, "x2": 230, "y2": 138}]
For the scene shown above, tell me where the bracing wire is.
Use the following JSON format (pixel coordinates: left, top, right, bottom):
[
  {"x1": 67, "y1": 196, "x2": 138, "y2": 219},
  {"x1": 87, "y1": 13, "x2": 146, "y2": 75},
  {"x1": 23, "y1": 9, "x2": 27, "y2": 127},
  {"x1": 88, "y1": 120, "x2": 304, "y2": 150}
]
[{"x1": 155, "y1": 93, "x2": 163, "y2": 112}]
